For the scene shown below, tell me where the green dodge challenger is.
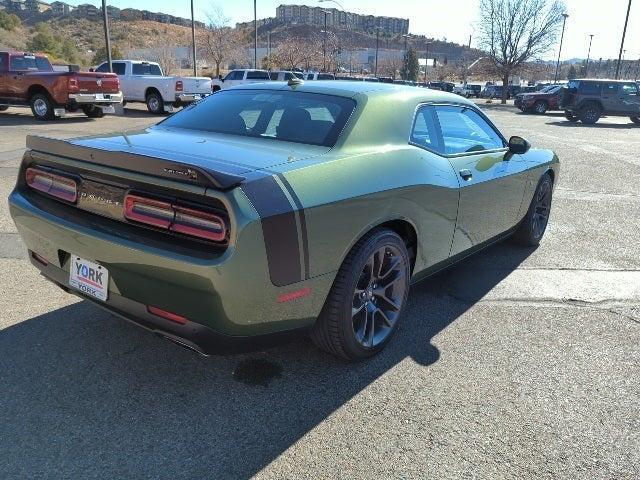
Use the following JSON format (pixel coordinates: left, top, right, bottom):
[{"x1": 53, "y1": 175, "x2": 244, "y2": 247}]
[{"x1": 9, "y1": 81, "x2": 559, "y2": 360}]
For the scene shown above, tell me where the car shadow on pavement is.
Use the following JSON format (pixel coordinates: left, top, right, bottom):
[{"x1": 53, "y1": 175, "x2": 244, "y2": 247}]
[
  {"x1": 0, "y1": 113, "x2": 95, "y2": 127},
  {"x1": 546, "y1": 120, "x2": 638, "y2": 129},
  {"x1": 0, "y1": 242, "x2": 534, "y2": 479}
]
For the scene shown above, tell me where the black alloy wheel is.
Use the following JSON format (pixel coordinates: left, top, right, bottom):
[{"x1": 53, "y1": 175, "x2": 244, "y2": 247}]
[{"x1": 511, "y1": 173, "x2": 553, "y2": 247}]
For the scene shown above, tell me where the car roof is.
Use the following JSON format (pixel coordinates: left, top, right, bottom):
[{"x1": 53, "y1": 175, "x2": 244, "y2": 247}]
[
  {"x1": 573, "y1": 78, "x2": 635, "y2": 83},
  {"x1": 230, "y1": 80, "x2": 475, "y2": 105}
]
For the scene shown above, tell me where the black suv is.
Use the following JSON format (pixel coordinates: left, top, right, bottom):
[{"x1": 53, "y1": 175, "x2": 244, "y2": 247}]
[{"x1": 561, "y1": 79, "x2": 640, "y2": 125}]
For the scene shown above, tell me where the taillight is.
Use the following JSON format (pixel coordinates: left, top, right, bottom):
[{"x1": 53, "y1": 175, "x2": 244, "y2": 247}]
[
  {"x1": 175, "y1": 80, "x2": 183, "y2": 92},
  {"x1": 124, "y1": 194, "x2": 226, "y2": 242},
  {"x1": 124, "y1": 195, "x2": 174, "y2": 228},
  {"x1": 26, "y1": 167, "x2": 77, "y2": 202},
  {"x1": 68, "y1": 77, "x2": 79, "y2": 93},
  {"x1": 147, "y1": 305, "x2": 188, "y2": 325}
]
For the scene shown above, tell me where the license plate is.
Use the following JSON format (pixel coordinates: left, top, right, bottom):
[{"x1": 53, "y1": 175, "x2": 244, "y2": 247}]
[
  {"x1": 101, "y1": 105, "x2": 115, "y2": 114},
  {"x1": 95, "y1": 93, "x2": 104, "y2": 100},
  {"x1": 69, "y1": 255, "x2": 109, "y2": 301}
]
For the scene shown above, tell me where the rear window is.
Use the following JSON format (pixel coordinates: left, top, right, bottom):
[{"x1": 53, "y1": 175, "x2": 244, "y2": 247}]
[
  {"x1": 10, "y1": 55, "x2": 52, "y2": 71},
  {"x1": 96, "y1": 62, "x2": 126, "y2": 75},
  {"x1": 160, "y1": 89, "x2": 356, "y2": 147},
  {"x1": 132, "y1": 63, "x2": 162, "y2": 75},
  {"x1": 246, "y1": 70, "x2": 270, "y2": 80}
]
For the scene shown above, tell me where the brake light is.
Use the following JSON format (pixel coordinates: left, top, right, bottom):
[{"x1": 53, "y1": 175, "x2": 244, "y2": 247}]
[
  {"x1": 124, "y1": 194, "x2": 226, "y2": 242},
  {"x1": 26, "y1": 167, "x2": 77, "y2": 202},
  {"x1": 68, "y1": 77, "x2": 79, "y2": 93},
  {"x1": 175, "y1": 80, "x2": 183, "y2": 92}
]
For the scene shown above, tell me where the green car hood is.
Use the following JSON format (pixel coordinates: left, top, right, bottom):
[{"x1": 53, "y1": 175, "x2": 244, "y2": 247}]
[{"x1": 68, "y1": 126, "x2": 332, "y2": 175}]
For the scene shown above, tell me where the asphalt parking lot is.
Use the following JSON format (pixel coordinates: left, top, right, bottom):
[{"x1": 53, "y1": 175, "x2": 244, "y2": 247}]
[{"x1": 0, "y1": 102, "x2": 638, "y2": 479}]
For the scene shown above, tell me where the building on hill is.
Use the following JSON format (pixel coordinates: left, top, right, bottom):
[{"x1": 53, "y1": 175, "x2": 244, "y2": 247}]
[
  {"x1": 25, "y1": 0, "x2": 50, "y2": 12},
  {"x1": 275, "y1": 4, "x2": 408, "y2": 35},
  {"x1": 51, "y1": 1, "x2": 74, "y2": 15},
  {"x1": 235, "y1": 17, "x2": 277, "y2": 30},
  {"x1": 75, "y1": 3, "x2": 98, "y2": 17},
  {"x1": 104, "y1": 5, "x2": 120, "y2": 18},
  {"x1": 5, "y1": 0, "x2": 26, "y2": 11}
]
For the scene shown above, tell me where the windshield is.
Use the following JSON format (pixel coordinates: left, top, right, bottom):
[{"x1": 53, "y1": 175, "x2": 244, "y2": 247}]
[
  {"x1": 10, "y1": 55, "x2": 53, "y2": 72},
  {"x1": 161, "y1": 89, "x2": 356, "y2": 147}
]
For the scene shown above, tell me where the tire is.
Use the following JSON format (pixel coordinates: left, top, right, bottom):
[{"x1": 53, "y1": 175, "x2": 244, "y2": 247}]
[
  {"x1": 310, "y1": 228, "x2": 411, "y2": 361},
  {"x1": 82, "y1": 105, "x2": 105, "y2": 118},
  {"x1": 146, "y1": 91, "x2": 164, "y2": 114},
  {"x1": 0, "y1": 105, "x2": 9, "y2": 112},
  {"x1": 579, "y1": 103, "x2": 601, "y2": 124},
  {"x1": 564, "y1": 111, "x2": 579, "y2": 122},
  {"x1": 29, "y1": 93, "x2": 56, "y2": 120},
  {"x1": 533, "y1": 100, "x2": 548, "y2": 114},
  {"x1": 511, "y1": 173, "x2": 553, "y2": 247},
  {"x1": 630, "y1": 116, "x2": 640, "y2": 125}
]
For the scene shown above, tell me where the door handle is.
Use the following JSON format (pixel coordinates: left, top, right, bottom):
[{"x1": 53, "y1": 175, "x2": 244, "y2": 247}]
[{"x1": 459, "y1": 169, "x2": 472, "y2": 180}]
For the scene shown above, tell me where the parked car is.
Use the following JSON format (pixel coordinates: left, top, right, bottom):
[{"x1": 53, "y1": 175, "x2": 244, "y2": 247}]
[
  {"x1": 481, "y1": 85, "x2": 510, "y2": 99},
  {"x1": 0, "y1": 51, "x2": 122, "y2": 120},
  {"x1": 211, "y1": 69, "x2": 271, "y2": 91},
  {"x1": 9, "y1": 83, "x2": 558, "y2": 360},
  {"x1": 560, "y1": 79, "x2": 640, "y2": 124},
  {"x1": 515, "y1": 85, "x2": 563, "y2": 114},
  {"x1": 269, "y1": 70, "x2": 303, "y2": 81},
  {"x1": 93, "y1": 60, "x2": 211, "y2": 115},
  {"x1": 304, "y1": 72, "x2": 335, "y2": 80},
  {"x1": 454, "y1": 84, "x2": 482, "y2": 98}
]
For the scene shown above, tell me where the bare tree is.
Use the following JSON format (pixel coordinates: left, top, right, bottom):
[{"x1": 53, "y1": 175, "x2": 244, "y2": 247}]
[
  {"x1": 150, "y1": 44, "x2": 180, "y2": 76},
  {"x1": 478, "y1": 0, "x2": 565, "y2": 103},
  {"x1": 273, "y1": 35, "x2": 308, "y2": 70},
  {"x1": 377, "y1": 55, "x2": 404, "y2": 79},
  {"x1": 202, "y1": 6, "x2": 245, "y2": 77}
]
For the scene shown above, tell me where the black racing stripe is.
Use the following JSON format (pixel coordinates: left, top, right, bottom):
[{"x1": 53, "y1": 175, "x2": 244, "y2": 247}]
[
  {"x1": 242, "y1": 176, "x2": 302, "y2": 287},
  {"x1": 276, "y1": 173, "x2": 310, "y2": 280}
]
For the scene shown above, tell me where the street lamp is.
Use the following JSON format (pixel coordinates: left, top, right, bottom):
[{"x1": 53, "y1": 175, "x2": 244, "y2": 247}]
[
  {"x1": 553, "y1": 13, "x2": 569, "y2": 83},
  {"x1": 374, "y1": 26, "x2": 381, "y2": 76},
  {"x1": 254, "y1": 0, "x2": 258, "y2": 69},
  {"x1": 585, "y1": 34, "x2": 594, "y2": 77},
  {"x1": 321, "y1": 10, "x2": 330, "y2": 72},
  {"x1": 191, "y1": 0, "x2": 197, "y2": 76},
  {"x1": 319, "y1": 0, "x2": 351, "y2": 74},
  {"x1": 615, "y1": 0, "x2": 632, "y2": 79}
]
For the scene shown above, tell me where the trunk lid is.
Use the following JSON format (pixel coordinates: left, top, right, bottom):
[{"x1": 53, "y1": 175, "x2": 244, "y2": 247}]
[{"x1": 176, "y1": 76, "x2": 212, "y2": 94}]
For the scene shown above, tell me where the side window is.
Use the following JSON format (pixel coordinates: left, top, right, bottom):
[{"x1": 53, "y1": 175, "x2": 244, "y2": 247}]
[
  {"x1": 580, "y1": 82, "x2": 601, "y2": 95},
  {"x1": 269, "y1": 72, "x2": 278, "y2": 80},
  {"x1": 603, "y1": 83, "x2": 619, "y2": 94},
  {"x1": 410, "y1": 105, "x2": 441, "y2": 152},
  {"x1": 434, "y1": 105, "x2": 504, "y2": 155},
  {"x1": 0, "y1": 54, "x2": 4, "y2": 71},
  {"x1": 95, "y1": 63, "x2": 109, "y2": 73},
  {"x1": 284, "y1": 72, "x2": 293, "y2": 80},
  {"x1": 112, "y1": 62, "x2": 126, "y2": 76},
  {"x1": 229, "y1": 70, "x2": 244, "y2": 80}
]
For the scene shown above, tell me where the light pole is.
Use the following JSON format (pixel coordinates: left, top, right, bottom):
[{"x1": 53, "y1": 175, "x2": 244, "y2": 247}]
[
  {"x1": 191, "y1": 0, "x2": 197, "y2": 76},
  {"x1": 402, "y1": 33, "x2": 409, "y2": 80},
  {"x1": 318, "y1": 0, "x2": 350, "y2": 74},
  {"x1": 585, "y1": 34, "x2": 594, "y2": 77},
  {"x1": 424, "y1": 42, "x2": 431, "y2": 83},
  {"x1": 615, "y1": 0, "x2": 632, "y2": 79},
  {"x1": 554, "y1": 13, "x2": 569, "y2": 83},
  {"x1": 374, "y1": 26, "x2": 381, "y2": 76},
  {"x1": 254, "y1": 0, "x2": 258, "y2": 69},
  {"x1": 101, "y1": 0, "x2": 112, "y2": 72},
  {"x1": 322, "y1": 10, "x2": 329, "y2": 72}
]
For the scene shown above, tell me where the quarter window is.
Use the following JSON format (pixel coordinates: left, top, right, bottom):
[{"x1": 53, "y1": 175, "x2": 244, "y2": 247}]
[
  {"x1": 246, "y1": 70, "x2": 269, "y2": 80},
  {"x1": 434, "y1": 105, "x2": 504, "y2": 155},
  {"x1": 621, "y1": 83, "x2": 638, "y2": 95},
  {"x1": 410, "y1": 105, "x2": 441, "y2": 151}
]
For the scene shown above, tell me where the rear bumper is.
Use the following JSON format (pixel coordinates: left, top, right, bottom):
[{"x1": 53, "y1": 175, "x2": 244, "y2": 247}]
[
  {"x1": 28, "y1": 252, "x2": 307, "y2": 355},
  {"x1": 68, "y1": 92, "x2": 123, "y2": 104},
  {"x1": 175, "y1": 92, "x2": 207, "y2": 103}
]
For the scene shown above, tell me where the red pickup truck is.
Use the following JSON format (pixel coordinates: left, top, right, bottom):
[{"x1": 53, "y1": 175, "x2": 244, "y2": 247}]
[{"x1": 0, "y1": 51, "x2": 123, "y2": 120}]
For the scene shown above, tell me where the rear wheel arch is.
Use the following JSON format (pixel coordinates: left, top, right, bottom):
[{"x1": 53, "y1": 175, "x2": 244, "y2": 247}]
[{"x1": 27, "y1": 84, "x2": 52, "y2": 102}]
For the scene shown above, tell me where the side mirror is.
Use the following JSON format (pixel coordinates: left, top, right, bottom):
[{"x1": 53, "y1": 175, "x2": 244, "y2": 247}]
[
  {"x1": 89, "y1": 68, "x2": 94, "y2": 72},
  {"x1": 508, "y1": 136, "x2": 530, "y2": 154}
]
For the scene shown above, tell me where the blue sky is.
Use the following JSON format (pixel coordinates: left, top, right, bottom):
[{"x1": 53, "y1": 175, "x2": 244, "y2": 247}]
[{"x1": 62, "y1": 0, "x2": 638, "y2": 61}]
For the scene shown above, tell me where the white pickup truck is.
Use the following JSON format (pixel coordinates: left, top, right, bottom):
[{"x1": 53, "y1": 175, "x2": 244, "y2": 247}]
[
  {"x1": 210, "y1": 69, "x2": 271, "y2": 92},
  {"x1": 94, "y1": 60, "x2": 211, "y2": 114}
]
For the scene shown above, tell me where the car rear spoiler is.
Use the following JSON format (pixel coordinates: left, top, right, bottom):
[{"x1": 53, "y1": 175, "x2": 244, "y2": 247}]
[{"x1": 25, "y1": 135, "x2": 245, "y2": 190}]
